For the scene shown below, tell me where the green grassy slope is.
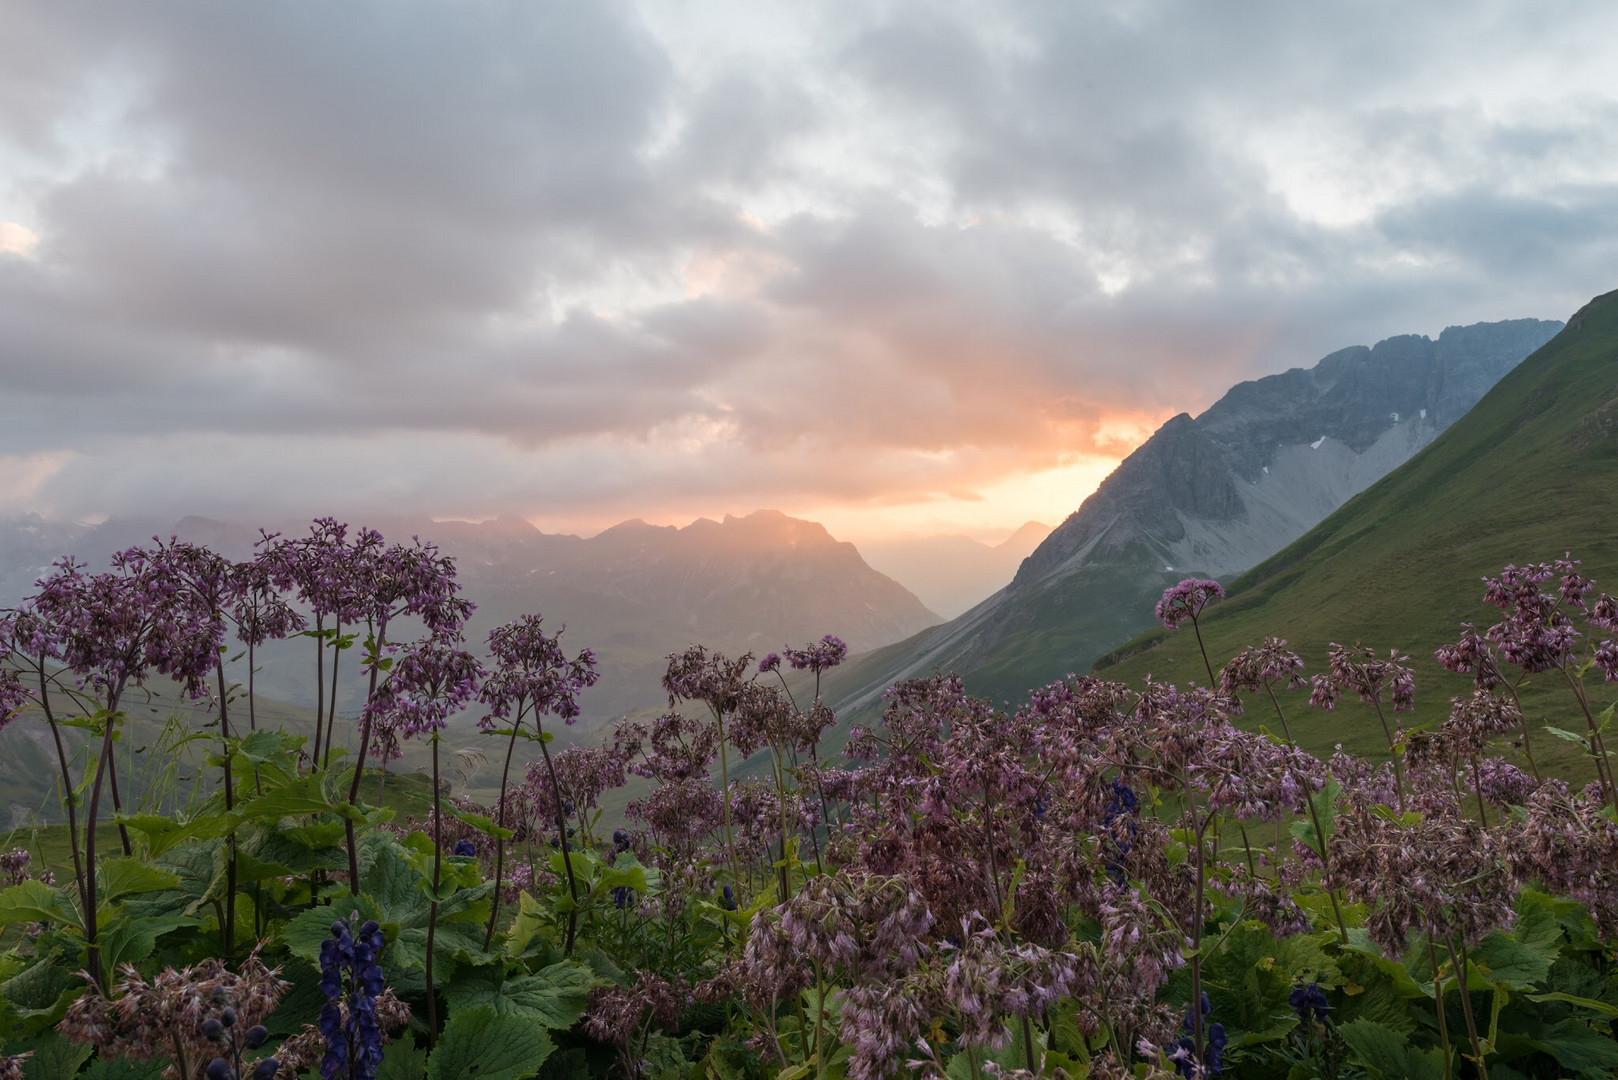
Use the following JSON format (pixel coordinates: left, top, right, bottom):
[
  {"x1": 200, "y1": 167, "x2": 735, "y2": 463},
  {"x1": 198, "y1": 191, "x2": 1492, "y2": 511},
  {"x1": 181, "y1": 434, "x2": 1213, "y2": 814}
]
[{"x1": 1095, "y1": 288, "x2": 1618, "y2": 773}]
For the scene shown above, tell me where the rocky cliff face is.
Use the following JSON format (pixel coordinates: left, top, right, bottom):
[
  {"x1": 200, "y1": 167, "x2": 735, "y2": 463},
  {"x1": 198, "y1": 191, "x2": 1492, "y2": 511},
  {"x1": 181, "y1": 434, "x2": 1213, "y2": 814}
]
[{"x1": 825, "y1": 317, "x2": 1564, "y2": 714}]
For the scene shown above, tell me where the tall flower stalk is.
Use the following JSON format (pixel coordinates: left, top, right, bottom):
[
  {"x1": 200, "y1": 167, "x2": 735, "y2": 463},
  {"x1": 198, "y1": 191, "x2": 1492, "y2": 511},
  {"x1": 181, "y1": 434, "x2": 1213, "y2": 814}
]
[
  {"x1": 362, "y1": 637, "x2": 482, "y2": 1045},
  {"x1": 477, "y1": 615, "x2": 598, "y2": 952}
]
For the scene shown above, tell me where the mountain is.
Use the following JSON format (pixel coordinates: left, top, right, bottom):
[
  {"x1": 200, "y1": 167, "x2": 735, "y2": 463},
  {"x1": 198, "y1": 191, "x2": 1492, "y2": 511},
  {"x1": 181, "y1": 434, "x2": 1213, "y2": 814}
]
[
  {"x1": 1091, "y1": 290, "x2": 1618, "y2": 768},
  {"x1": 819, "y1": 316, "x2": 1564, "y2": 716},
  {"x1": 857, "y1": 521, "x2": 1053, "y2": 619},
  {"x1": 0, "y1": 508, "x2": 939, "y2": 726}
]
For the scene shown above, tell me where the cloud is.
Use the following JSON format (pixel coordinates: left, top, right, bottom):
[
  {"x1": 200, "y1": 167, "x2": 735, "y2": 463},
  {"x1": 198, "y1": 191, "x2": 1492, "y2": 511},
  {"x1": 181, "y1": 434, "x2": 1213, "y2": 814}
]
[{"x1": 1, "y1": 0, "x2": 1616, "y2": 531}]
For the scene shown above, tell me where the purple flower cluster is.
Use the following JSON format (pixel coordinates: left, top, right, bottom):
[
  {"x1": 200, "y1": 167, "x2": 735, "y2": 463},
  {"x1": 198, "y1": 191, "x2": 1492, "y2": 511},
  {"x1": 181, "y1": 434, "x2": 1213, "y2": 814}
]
[{"x1": 1155, "y1": 578, "x2": 1224, "y2": 630}]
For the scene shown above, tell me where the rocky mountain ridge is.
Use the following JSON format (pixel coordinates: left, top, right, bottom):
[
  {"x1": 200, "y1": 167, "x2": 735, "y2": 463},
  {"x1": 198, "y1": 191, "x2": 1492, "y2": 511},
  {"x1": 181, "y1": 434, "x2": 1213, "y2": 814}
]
[{"x1": 821, "y1": 316, "x2": 1564, "y2": 714}]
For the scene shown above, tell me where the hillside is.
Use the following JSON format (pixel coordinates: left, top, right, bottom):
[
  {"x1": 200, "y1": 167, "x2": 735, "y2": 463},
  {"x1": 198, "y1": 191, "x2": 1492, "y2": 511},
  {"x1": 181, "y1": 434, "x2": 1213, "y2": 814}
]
[
  {"x1": 1095, "y1": 289, "x2": 1618, "y2": 770},
  {"x1": 818, "y1": 317, "x2": 1562, "y2": 718}
]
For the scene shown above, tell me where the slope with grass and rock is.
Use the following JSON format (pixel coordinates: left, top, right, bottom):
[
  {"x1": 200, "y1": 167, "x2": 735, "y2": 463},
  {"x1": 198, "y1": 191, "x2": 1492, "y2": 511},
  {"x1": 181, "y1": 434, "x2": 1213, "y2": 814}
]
[{"x1": 1094, "y1": 289, "x2": 1618, "y2": 771}]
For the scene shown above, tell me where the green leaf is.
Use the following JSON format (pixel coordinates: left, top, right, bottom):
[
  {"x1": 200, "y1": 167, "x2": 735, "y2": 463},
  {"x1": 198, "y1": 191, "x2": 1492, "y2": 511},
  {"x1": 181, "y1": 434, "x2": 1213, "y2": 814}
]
[
  {"x1": 117, "y1": 812, "x2": 233, "y2": 856},
  {"x1": 1, "y1": 951, "x2": 78, "y2": 1031},
  {"x1": 97, "y1": 912, "x2": 196, "y2": 972},
  {"x1": 98, "y1": 857, "x2": 181, "y2": 902},
  {"x1": 392, "y1": 921, "x2": 488, "y2": 974},
  {"x1": 1526, "y1": 1017, "x2": 1618, "y2": 1079},
  {"x1": 363, "y1": 835, "x2": 432, "y2": 928},
  {"x1": 1525, "y1": 991, "x2": 1618, "y2": 1016},
  {"x1": 425, "y1": 1005, "x2": 554, "y2": 1080},
  {"x1": 377, "y1": 1039, "x2": 428, "y2": 1080},
  {"x1": 1338, "y1": 1019, "x2": 1442, "y2": 1080},
  {"x1": 1473, "y1": 892, "x2": 1563, "y2": 990},
  {"x1": 82, "y1": 1056, "x2": 170, "y2": 1080},
  {"x1": 241, "y1": 773, "x2": 339, "y2": 820},
  {"x1": 0, "y1": 881, "x2": 80, "y2": 930},
  {"x1": 280, "y1": 894, "x2": 381, "y2": 962},
  {"x1": 504, "y1": 891, "x2": 550, "y2": 959},
  {"x1": 447, "y1": 806, "x2": 514, "y2": 841},
  {"x1": 445, "y1": 962, "x2": 599, "y2": 1029},
  {"x1": 13, "y1": 1031, "x2": 93, "y2": 1080},
  {"x1": 232, "y1": 728, "x2": 305, "y2": 767}
]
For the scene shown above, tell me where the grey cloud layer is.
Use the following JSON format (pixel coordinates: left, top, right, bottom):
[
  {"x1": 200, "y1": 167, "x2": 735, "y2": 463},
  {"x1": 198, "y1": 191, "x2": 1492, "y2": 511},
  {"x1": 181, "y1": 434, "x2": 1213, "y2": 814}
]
[{"x1": 1, "y1": 0, "x2": 1614, "y2": 520}]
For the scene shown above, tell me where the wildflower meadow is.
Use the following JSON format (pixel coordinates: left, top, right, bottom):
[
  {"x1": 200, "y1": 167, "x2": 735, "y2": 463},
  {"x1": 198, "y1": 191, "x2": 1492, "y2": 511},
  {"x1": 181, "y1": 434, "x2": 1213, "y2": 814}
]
[{"x1": 1, "y1": 521, "x2": 1616, "y2": 1080}]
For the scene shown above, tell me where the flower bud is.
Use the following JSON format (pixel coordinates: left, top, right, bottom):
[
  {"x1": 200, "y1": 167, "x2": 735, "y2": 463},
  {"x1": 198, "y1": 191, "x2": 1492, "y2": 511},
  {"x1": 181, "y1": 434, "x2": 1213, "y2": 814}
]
[
  {"x1": 220, "y1": 1006, "x2": 237, "y2": 1028},
  {"x1": 251, "y1": 1059, "x2": 280, "y2": 1080},
  {"x1": 200, "y1": 1018, "x2": 224, "y2": 1041},
  {"x1": 206, "y1": 1058, "x2": 234, "y2": 1080},
  {"x1": 243, "y1": 1024, "x2": 268, "y2": 1050}
]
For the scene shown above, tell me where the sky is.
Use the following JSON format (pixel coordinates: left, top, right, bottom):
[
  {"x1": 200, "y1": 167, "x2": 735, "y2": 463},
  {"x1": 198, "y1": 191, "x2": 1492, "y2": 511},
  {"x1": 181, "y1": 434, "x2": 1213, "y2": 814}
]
[{"x1": 2, "y1": 2, "x2": 1616, "y2": 545}]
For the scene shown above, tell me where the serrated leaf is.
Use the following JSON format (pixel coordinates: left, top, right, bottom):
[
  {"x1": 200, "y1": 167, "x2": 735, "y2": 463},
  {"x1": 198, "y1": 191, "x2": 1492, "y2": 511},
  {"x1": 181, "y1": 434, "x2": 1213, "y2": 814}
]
[
  {"x1": 98, "y1": 912, "x2": 195, "y2": 972},
  {"x1": 241, "y1": 774, "x2": 339, "y2": 820},
  {"x1": 425, "y1": 1005, "x2": 554, "y2": 1080},
  {"x1": 447, "y1": 806, "x2": 514, "y2": 841},
  {"x1": 362, "y1": 837, "x2": 431, "y2": 929},
  {"x1": 1531, "y1": 1017, "x2": 1618, "y2": 1079},
  {"x1": 82, "y1": 1055, "x2": 170, "y2": 1080},
  {"x1": 117, "y1": 812, "x2": 232, "y2": 856},
  {"x1": 280, "y1": 894, "x2": 381, "y2": 962},
  {"x1": 445, "y1": 962, "x2": 599, "y2": 1029},
  {"x1": 393, "y1": 921, "x2": 488, "y2": 973},
  {"x1": 98, "y1": 857, "x2": 181, "y2": 902},
  {"x1": 1338, "y1": 1019, "x2": 1420, "y2": 1079},
  {"x1": 1473, "y1": 895, "x2": 1562, "y2": 990},
  {"x1": 378, "y1": 1038, "x2": 428, "y2": 1080},
  {"x1": 0, "y1": 881, "x2": 79, "y2": 930},
  {"x1": 13, "y1": 1031, "x2": 93, "y2": 1080},
  {"x1": 1, "y1": 951, "x2": 76, "y2": 1030}
]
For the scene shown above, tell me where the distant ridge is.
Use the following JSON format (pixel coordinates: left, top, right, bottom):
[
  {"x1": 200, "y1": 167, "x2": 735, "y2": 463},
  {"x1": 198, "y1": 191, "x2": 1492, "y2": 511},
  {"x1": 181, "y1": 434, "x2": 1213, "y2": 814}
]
[
  {"x1": 819, "y1": 316, "x2": 1563, "y2": 715},
  {"x1": 0, "y1": 508, "x2": 939, "y2": 725}
]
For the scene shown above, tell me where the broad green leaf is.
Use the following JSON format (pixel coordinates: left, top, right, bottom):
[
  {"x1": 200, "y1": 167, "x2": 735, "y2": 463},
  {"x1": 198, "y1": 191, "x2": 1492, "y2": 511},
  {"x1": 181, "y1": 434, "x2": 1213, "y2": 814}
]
[
  {"x1": 392, "y1": 921, "x2": 488, "y2": 974},
  {"x1": 1, "y1": 951, "x2": 77, "y2": 1031},
  {"x1": 1473, "y1": 903, "x2": 1561, "y2": 990},
  {"x1": 98, "y1": 857, "x2": 181, "y2": 902},
  {"x1": 504, "y1": 892, "x2": 549, "y2": 959},
  {"x1": 1530, "y1": 1017, "x2": 1618, "y2": 1079},
  {"x1": 0, "y1": 882, "x2": 79, "y2": 930},
  {"x1": 280, "y1": 893, "x2": 380, "y2": 962},
  {"x1": 97, "y1": 912, "x2": 196, "y2": 972},
  {"x1": 425, "y1": 1005, "x2": 554, "y2": 1080},
  {"x1": 447, "y1": 806, "x2": 514, "y2": 841},
  {"x1": 13, "y1": 1031, "x2": 93, "y2": 1080},
  {"x1": 232, "y1": 728, "x2": 305, "y2": 767},
  {"x1": 241, "y1": 774, "x2": 338, "y2": 819},
  {"x1": 1338, "y1": 1019, "x2": 1440, "y2": 1080},
  {"x1": 116, "y1": 813, "x2": 230, "y2": 856},
  {"x1": 237, "y1": 822, "x2": 345, "y2": 879},
  {"x1": 444, "y1": 961, "x2": 599, "y2": 1029},
  {"x1": 361, "y1": 836, "x2": 431, "y2": 929},
  {"x1": 82, "y1": 1056, "x2": 170, "y2": 1080},
  {"x1": 121, "y1": 839, "x2": 222, "y2": 920},
  {"x1": 378, "y1": 1039, "x2": 428, "y2": 1080}
]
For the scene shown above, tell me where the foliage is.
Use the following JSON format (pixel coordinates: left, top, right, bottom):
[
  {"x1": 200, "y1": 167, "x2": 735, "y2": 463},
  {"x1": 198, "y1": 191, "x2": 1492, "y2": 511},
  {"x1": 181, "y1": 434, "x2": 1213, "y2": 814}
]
[{"x1": 1, "y1": 526, "x2": 1617, "y2": 1080}]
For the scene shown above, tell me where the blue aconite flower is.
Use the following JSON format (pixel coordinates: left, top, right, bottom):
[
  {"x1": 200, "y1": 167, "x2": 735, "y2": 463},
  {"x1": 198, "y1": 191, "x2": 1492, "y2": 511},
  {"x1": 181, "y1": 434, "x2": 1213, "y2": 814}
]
[
  {"x1": 319, "y1": 915, "x2": 387, "y2": 1080},
  {"x1": 451, "y1": 838, "x2": 476, "y2": 857},
  {"x1": 1290, "y1": 981, "x2": 1331, "y2": 1023}
]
